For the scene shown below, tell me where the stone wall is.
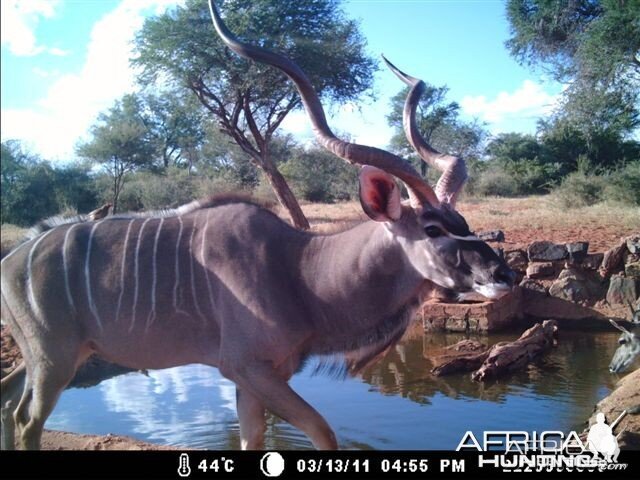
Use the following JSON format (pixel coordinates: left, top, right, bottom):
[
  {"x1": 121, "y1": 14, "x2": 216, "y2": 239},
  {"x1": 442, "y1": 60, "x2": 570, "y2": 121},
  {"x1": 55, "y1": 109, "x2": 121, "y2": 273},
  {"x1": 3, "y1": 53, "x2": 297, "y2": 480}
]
[{"x1": 421, "y1": 234, "x2": 639, "y2": 333}]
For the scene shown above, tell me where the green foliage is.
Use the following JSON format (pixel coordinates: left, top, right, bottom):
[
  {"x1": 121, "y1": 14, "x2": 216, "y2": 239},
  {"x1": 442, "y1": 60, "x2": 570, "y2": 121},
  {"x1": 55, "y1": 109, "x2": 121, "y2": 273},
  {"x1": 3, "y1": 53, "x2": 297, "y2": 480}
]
[
  {"x1": 474, "y1": 132, "x2": 562, "y2": 197},
  {"x1": 603, "y1": 161, "x2": 640, "y2": 206},
  {"x1": 386, "y1": 84, "x2": 487, "y2": 176},
  {"x1": 280, "y1": 147, "x2": 359, "y2": 202},
  {"x1": 505, "y1": 0, "x2": 640, "y2": 170},
  {"x1": 133, "y1": 0, "x2": 378, "y2": 227},
  {"x1": 472, "y1": 167, "x2": 520, "y2": 197},
  {"x1": 505, "y1": 0, "x2": 639, "y2": 85},
  {"x1": 538, "y1": 116, "x2": 640, "y2": 171},
  {"x1": 1, "y1": 141, "x2": 97, "y2": 226},
  {"x1": 77, "y1": 94, "x2": 156, "y2": 212},
  {"x1": 553, "y1": 171, "x2": 608, "y2": 208},
  {"x1": 141, "y1": 91, "x2": 207, "y2": 169},
  {"x1": 553, "y1": 161, "x2": 640, "y2": 208}
]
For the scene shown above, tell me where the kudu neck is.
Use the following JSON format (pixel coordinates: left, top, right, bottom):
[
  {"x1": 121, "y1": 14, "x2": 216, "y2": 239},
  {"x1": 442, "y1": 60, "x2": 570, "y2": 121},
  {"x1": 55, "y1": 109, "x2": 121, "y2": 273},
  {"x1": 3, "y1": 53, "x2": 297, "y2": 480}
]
[{"x1": 301, "y1": 220, "x2": 425, "y2": 333}]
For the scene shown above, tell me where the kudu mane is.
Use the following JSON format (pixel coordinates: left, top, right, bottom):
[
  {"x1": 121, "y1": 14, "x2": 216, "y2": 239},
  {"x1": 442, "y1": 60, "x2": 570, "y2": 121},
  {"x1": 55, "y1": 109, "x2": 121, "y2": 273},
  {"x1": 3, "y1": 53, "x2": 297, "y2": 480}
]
[{"x1": 24, "y1": 194, "x2": 273, "y2": 241}]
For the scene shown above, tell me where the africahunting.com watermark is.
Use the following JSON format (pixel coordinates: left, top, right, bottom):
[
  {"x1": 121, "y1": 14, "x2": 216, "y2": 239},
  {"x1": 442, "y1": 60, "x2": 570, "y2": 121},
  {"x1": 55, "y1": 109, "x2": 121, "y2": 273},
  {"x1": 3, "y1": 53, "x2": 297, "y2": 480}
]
[{"x1": 456, "y1": 411, "x2": 629, "y2": 472}]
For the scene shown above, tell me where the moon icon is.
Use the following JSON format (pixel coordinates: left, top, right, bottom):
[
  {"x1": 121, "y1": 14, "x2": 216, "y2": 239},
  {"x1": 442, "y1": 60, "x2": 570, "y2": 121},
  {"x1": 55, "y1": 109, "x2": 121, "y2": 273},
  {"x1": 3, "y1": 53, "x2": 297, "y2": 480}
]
[{"x1": 260, "y1": 451, "x2": 285, "y2": 477}]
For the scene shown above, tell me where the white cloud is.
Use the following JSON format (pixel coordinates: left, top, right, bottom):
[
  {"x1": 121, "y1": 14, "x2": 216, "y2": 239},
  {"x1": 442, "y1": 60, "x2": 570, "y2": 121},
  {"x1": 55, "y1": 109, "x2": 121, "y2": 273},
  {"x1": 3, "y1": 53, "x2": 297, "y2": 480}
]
[
  {"x1": 0, "y1": 0, "x2": 62, "y2": 56},
  {"x1": 1, "y1": 0, "x2": 184, "y2": 161},
  {"x1": 461, "y1": 80, "x2": 559, "y2": 124},
  {"x1": 281, "y1": 100, "x2": 393, "y2": 150}
]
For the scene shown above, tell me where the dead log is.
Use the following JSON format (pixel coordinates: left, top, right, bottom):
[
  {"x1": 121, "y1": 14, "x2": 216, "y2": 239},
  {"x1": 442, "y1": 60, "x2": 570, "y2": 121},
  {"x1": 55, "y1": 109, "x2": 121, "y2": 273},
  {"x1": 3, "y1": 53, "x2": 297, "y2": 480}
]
[
  {"x1": 430, "y1": 340, "x2": 489, "y2": 376},
  {"x1": 471, "y1": 320, "x2": 558, "y2": 381}
]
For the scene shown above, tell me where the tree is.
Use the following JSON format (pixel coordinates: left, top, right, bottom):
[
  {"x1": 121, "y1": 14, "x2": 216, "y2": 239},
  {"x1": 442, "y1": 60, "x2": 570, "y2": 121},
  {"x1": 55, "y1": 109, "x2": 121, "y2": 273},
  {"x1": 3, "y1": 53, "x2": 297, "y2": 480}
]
[
  {"x1": 77, "y1": 94, "x2": 155, "y2": 213},
  {"x1": 1, "y1": 141, "x2": 97, "y2": 226},
  {"x1": 386, "y1": 85, "x2": 487, "y2": 177},
  {"x1": 141, "y1": 91, "x2": 207, "y2": 170},
  {"x1": 485, "y1": 132, "x2": 561, "y2": 193},
  {"x1": 505, "y1": 0, "x2": 640, "y2": 165},
  {"x1": 133, "y1": 0, "x2": 377, "y2": 229},
  {"x1": 281, "y1": 145, "x2": 359, "y2": 202}
]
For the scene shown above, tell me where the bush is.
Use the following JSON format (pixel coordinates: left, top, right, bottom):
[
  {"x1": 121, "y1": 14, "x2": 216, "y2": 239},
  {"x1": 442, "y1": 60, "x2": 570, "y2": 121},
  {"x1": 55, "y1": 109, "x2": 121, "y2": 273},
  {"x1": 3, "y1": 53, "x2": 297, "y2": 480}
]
[
  {"x1": 473, "y1": 168, "x2": 520, "y2": 197},
  {"x1": 604, "y1": 161, "x2": 640, "y2": 206},
  {"x1": 553, "y1": 171, "x2": 607, "y2": 207},
  {"x1": 137, "y1": 168, "x2": 197, "y2": 210},
  {"x1": 280, "y1": 148, "x2": 358, "y2": 202},
  {"x1": 553, "y1": 161, "x2": 640, "y2": 208}
]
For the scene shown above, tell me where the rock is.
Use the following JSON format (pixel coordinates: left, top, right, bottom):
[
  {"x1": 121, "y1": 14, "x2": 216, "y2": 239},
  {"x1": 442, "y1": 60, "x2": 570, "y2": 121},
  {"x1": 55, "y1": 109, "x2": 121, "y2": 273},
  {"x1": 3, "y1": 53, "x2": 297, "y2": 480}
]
[
  {"x1": 627, "y1": 235, "x2": 640, "y2": 255},
  {"x1": 582, "y1": 252, "x2": 604, "y2": 270},
  {"x1": 626, "y1": 262, "x2": 640, "y2": 278},
  {"x1": 478, "y1": 230, "x2": 505, "y2": 242},
  {"x1": 565, "y1": 241, "x2": 589, "y2": 263},
  {"x1": 528, "y1": 241, "x2": 567, "y2": 262},
  {"x1": 519, "y1": 278, "x2": 547, "y2": 294},
  {"x1": 505, "y1": 250, "x2": 528, "y2": 272},
  {"x1": 549, "y1": 267, "x2": 605, "y2": 304},
  {"x1": 606, "y1": 274, "x2": 639, "y2": 306},
  {"x1": 526, "y1": 262, "x2": 555, "y2": 279},
  {"x1": 584, "y1": 369, "x2": 640, "y2": 450},
  {"x1": 600, "y1": 239, "x2": 627, "y2": 277}
]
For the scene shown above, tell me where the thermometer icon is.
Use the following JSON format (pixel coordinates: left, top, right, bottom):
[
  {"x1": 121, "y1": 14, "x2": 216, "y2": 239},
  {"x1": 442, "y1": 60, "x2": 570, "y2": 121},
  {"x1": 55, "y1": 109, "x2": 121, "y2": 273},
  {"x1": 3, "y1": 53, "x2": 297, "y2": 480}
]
[{"x1": 178, "y1": 453, "x2": 191, "y2": 477}]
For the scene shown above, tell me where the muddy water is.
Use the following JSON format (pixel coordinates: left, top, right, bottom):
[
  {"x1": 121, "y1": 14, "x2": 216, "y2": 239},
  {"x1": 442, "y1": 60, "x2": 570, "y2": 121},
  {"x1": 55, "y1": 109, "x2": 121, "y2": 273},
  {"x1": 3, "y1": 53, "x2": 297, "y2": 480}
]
[{"x1": 46, "y1": 328, "x2": 623, "y2": 450}]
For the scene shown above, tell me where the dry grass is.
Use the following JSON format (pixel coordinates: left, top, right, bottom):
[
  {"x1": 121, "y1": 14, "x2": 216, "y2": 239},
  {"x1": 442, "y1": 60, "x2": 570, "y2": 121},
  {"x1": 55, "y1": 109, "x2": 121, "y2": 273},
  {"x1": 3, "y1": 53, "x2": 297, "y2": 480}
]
[
  {"x1": 3, "y1": 195, "x2": 636, "y2": 256},
  {"x1": 1, "y1": 224, "x2": 26, "y2": 258},
  {"x1": 291, "y1": 196, "x2": 639, "y2": 252}
]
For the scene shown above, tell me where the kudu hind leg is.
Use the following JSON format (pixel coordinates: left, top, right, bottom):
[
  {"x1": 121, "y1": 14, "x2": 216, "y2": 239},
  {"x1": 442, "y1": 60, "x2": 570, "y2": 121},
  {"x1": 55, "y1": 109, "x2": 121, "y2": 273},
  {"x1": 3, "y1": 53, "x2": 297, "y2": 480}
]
[
  {"x1": 236, "y1": 387, "x2": 266, "y2": 450},
  {"x1": 232, "y1": 363, "x2": 338, "y2": 450}
]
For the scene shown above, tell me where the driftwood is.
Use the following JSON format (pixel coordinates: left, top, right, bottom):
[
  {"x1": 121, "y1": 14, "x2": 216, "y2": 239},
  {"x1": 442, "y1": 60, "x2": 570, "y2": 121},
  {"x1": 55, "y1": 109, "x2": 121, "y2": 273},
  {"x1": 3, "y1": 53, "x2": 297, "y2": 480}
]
[
  {"x1": 430, "y1": 340, "x2": 489, "y2": 376},
  {"x1": 430, "y1": 320, "x2": 558, "y2": 381},
  {"x1": 472, "y1": 320, "x2": 558, "y2": 381}
]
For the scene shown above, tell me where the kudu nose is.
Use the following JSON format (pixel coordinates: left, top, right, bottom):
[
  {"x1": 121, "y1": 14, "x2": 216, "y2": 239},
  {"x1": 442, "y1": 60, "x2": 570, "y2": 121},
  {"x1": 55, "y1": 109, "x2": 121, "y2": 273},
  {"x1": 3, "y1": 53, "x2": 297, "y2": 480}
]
[{"x1": 493, "y1": 264, "x2": 516, "y2": 288}]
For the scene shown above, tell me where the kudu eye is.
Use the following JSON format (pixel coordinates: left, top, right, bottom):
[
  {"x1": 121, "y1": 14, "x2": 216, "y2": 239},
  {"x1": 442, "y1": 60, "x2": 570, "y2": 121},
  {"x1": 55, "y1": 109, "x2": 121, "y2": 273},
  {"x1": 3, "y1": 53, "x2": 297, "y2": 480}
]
[
  {"x1": 424, "y1": 225, "x2": 445, "y2": 238},
  {"x1": 619, "y1": 338, "x2": 627, "y2": 345}
]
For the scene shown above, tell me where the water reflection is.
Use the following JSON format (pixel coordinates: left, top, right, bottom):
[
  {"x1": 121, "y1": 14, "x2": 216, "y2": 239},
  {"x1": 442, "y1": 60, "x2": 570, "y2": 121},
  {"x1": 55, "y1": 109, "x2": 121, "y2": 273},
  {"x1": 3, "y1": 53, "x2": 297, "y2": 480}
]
[{"x1": 46, "y1": 328, "x2": 621, "y2": 450}]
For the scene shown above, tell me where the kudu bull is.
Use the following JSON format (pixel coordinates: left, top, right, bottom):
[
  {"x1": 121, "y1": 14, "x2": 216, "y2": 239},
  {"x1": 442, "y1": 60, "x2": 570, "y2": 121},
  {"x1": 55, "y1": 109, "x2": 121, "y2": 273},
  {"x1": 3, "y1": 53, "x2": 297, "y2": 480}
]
[{"x1": 0, "y1": 1, "x2": 515, "y2": 450}]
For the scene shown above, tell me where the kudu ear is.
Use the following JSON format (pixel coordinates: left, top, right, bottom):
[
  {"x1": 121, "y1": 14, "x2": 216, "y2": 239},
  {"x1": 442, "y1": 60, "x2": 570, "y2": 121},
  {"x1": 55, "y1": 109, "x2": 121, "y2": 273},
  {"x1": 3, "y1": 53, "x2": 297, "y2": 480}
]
[{"x1": 359, "y1": 166, "x2": 402, "y2": 222}]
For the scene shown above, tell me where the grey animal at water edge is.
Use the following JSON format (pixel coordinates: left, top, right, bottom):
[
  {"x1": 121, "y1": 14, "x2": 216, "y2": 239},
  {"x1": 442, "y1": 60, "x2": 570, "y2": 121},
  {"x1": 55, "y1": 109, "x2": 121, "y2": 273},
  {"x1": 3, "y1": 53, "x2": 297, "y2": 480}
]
[
  {"x1": 0, "y1": 0, "x2": 515, "y2": 450},
  {"x1": 627, "y1": 300, "x2": 639, "y2": 325},
  {"x1": 609, "y1": 320, "x2": 640, "y2": 374}
]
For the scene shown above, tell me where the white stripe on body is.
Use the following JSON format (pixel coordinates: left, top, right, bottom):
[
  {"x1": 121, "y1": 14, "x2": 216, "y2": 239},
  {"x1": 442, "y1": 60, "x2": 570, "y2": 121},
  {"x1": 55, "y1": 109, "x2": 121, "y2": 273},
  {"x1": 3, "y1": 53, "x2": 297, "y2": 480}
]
[
  {"x1": 145, "y1": 218, "x2": 164, "y2": 332},
  {"x1": 200, "y1": 210, "x2": 216, "y2": 318},
  {"x1": 130, "y1": 218, "x2": 152, "y2": 333},
  {"x1": 85, "y1": 221, "x2": 106, "y2": 331},
  {"x1": 25, "y1": 229, "x2": 56, "y2": 325},
  {"x1": 62, "y1": 223, "x2": 81, "y2": 313},
  {"x1": 173, "y1": 216, "x2": 189, "y2": 316},
  {"x1": 115, "y1": 219, "x2": 136, "y2": 323},
  {"x1": 189, "y1": 217, "x2": 206, "y2": 323}
]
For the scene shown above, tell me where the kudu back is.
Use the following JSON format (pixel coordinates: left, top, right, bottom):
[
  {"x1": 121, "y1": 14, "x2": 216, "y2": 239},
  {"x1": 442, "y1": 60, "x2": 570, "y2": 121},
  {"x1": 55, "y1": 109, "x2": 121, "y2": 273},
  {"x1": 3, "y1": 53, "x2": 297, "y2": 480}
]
[{"x1": 0, "y1": 1, "x2": 514, "y2": 450}]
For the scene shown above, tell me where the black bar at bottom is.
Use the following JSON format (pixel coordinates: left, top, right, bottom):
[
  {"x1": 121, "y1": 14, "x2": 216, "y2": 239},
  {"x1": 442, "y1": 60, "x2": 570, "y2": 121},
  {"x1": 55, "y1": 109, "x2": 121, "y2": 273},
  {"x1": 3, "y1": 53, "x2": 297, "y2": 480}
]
[{"x1": 1, "y1": 450, "x2": 639, "y2": 479}]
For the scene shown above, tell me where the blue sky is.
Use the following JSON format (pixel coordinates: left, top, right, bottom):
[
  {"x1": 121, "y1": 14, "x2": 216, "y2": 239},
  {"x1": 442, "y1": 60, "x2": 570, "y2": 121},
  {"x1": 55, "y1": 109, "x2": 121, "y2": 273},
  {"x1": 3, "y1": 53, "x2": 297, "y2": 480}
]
[{"x1": 1, "y1": 0, "x2": 563, "y2": 162}]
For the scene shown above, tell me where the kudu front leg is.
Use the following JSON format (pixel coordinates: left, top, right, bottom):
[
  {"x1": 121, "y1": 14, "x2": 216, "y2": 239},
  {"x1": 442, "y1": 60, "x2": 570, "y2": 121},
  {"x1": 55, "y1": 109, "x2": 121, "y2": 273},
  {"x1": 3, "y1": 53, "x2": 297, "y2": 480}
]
[
  {"x1": 235, "y1": 387, "x2": 265, "y2": 450},
  {"x1": 1, "y1": 363, "x2": 27, "y2": 450},
  {"x1": 232, "y1": 362, "x2": 338, "y2": 450}
]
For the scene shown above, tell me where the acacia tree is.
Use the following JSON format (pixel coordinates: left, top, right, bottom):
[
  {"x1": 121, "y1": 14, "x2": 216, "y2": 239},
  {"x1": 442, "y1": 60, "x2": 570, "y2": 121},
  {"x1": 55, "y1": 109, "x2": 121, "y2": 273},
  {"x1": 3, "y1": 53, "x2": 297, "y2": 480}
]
[
  {"x1": 505, "y1": 0, "x2": 640, "y2": 165},
  {"x1": 141, "y1": 91, "x2": 207, "y2": 170},
  {"x1": 77, "y1": 95, "x2": 155, "y2": 213},
  {"x1": 133, "y1": 0, "x2": 376, "y2": 229},
  {"x1": 386, "y1": 85, "x2": 486, "y2": 177}
]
